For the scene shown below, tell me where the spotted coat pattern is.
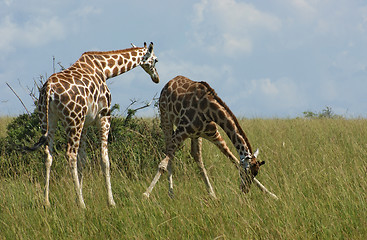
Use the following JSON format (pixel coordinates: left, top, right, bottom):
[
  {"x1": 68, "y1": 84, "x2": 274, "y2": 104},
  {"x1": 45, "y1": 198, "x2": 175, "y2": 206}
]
[
  {"x1": 144, "y1": 75, "x2": 264, "y2": 199},
  {"x1": 35, "y1": 43, "x2": 159, "y2": 208}
]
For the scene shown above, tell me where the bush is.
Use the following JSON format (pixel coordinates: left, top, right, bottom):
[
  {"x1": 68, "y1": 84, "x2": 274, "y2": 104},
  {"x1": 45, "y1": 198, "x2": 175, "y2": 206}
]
[
  {"x1": 303, "y1": 106, "x2": 343, "y2": 119},
  {"x1": 0, "y1": 104, "x2": 166, "y2": 179}
]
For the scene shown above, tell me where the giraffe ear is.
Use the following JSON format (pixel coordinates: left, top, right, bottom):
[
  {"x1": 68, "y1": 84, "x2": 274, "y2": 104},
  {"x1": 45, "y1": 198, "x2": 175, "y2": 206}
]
[
  {"x1": 253, "y1": 148, "x2": 259, "y2": 158},
  {"x1": 131, "y1": 43, "x2": 137, "y2": 48},
  {"x1": 148, "y1": 42, "x2": 154, "y2": 53}
]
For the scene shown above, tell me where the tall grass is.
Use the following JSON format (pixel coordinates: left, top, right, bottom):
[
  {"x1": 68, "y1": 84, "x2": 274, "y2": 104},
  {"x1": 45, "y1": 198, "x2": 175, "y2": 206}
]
[{"x1": 0, "y1": 118, "x2": 366, "y2": 239}]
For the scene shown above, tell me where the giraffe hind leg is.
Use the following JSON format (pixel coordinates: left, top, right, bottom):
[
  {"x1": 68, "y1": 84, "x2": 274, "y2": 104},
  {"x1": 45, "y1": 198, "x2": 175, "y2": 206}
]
[
  {"x1": 143, "y1": 109, "x2": 173, "y2": 198},
  {"x1": 143, "y1": 156, "x2": 169, "y2": 198},
  {"x1": 66, "y1": 126, "x2": 86, "y2": 208},
  {"x1": 44, "y1": 115, "x2": 57, "y2": 207},
  {"x1": 167, "y1": 160, "x2": 174, "y2": 198},
  {"x1": 44, "y1": 144, "x2": 53, "y2": 207},
  {"x1": 98, "y1": 116, "x2": 116, "y2": 207},
  {"x1": 76, "y1": 130, "x2": 88, "y2": 199},
  {"x1": 191, "y1": 137, "x2": 217, "y2": 199},
  {"x1": 144, "y1": 126, "x2": 188, "y2": 198}
]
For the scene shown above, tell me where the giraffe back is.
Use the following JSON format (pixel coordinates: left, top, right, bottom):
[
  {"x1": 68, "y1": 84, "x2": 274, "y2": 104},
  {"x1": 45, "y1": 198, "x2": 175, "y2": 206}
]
[{"x1": 159, "y1": 75, "x2": 253, "y2": 153}]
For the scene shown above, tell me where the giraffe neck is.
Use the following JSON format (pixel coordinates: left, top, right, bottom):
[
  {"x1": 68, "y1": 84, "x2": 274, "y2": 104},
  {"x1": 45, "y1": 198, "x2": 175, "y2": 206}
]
[
  {"x1": 199, "y1": 81, "x2": 252, "y2": 159},
  {"x1": 211, "y1": 104, "x2": 252, "y2": 159},
  {"x1": 75, "y1": 47, "x2": 148, "y2": 80}
]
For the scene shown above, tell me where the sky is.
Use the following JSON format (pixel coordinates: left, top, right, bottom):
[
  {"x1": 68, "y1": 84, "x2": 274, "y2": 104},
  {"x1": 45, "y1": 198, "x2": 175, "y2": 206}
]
[{"x1": 1, "y1": 0, "x2": 367, "y2": 118}]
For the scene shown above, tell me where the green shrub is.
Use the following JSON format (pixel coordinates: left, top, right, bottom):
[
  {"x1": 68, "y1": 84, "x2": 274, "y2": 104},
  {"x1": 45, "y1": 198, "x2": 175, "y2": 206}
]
[
  {"x1": 0, "y1": 105, "x2": 166, "y2": 179},
  {"x1": 303, "y1": 106, "x2": 343, "y2": 119}
]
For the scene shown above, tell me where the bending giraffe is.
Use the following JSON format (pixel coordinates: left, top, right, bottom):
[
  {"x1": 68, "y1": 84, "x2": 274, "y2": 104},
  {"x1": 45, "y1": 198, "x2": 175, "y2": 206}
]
[
  {"x1": 25, "y1": 42, "x2": 159, "y2": 208},
  {"x1": 144, "y1": 76, "x2": 278, "y2": 199}
]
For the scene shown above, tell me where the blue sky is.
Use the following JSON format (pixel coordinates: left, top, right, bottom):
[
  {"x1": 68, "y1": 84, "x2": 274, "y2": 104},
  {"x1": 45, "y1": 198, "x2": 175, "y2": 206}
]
[{"x1": 1, "y1": 0, "x2": 366, "y2": 118}]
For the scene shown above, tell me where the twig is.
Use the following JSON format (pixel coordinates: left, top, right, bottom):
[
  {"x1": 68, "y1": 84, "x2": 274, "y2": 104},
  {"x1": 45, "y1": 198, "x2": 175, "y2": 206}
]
[
  {"x1": 58, "y1": 62, "x2": 65, "y2": 71},
  {"x1": 53, "y1": 56, "x2": 56, "y2": 74},
  {"x1": 123, "y1": 93, "x2": 158, "y2": 125},
  {"x1": 27, "y1": 86, "x2": 37, "y2": 103},
  {"x1": 6, "y1": 82, "x2": 30, "y2": 115}
]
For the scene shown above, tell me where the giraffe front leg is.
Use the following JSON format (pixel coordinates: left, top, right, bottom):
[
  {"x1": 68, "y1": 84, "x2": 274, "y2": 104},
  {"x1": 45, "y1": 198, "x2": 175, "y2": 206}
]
[{"x1": 99, "y1": 116, "x2": 116, "y2": 207}]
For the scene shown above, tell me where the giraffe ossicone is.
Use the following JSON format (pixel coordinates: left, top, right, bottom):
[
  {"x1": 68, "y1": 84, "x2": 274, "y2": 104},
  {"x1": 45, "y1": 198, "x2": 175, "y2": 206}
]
[
  {"x1": 144, "y1": 75, "x2": 278, "y2": 200},
  {"x1": 25, "y1": 42, "x2": 160, "y2": 208}
]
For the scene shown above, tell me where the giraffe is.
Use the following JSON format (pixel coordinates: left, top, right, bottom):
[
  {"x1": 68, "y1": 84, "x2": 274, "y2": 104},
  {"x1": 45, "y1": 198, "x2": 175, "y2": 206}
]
[
  {"x1": 143, "y1": 76, "x2": 278, "y2": 199},
  {"x1": 25, "y1": 42, "x2": 159, "y2": 208}
]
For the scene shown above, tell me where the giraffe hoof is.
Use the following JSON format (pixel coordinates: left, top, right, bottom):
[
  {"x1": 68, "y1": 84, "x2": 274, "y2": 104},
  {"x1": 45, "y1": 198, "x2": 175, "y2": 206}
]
[
  {"x1": 210, "y1": 194, "x2": 218, "y2": 200},
  {"x1": 143, "y1": 192, "x2": 150, "y2": 198},
  {"x1": 109, "y1": 200, "x2": 116, "y2": 207},
  {"x1": 168, "y1": 190, "x2": 175, "y2": 199},
  {"x1": 44, "y1": 201, "x2": 51, "y2": 208}
]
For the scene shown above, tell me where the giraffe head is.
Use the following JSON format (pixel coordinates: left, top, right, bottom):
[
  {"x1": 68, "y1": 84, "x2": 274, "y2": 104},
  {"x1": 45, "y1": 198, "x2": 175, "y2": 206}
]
[
  {"x1": 140, "y1": 42, "x2": 160, "y2": 83},
  {"x1": 239, "y1": 149, "x2": 265, "y2": 193}
]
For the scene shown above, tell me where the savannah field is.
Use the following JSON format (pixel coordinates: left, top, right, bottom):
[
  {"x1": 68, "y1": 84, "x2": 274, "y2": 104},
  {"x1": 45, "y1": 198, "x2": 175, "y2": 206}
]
[{"x1": 0, "y1": 116, "x2": 366, "y2": 239}]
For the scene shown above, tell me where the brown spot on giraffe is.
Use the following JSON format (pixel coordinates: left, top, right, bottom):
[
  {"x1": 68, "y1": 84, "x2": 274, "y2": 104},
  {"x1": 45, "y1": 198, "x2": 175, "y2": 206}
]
[
  {"x1": 107, "y1": 59, "x2": 115, "y2": 68},
  {"x1": 117, "y1": 57, "x2": 123, "y2": 65}
]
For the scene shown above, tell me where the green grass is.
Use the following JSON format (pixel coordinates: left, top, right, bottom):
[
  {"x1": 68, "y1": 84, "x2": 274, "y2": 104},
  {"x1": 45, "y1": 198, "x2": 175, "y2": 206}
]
[{"x1": 0, "y1": 118, "x2": 366, "y2": 239}]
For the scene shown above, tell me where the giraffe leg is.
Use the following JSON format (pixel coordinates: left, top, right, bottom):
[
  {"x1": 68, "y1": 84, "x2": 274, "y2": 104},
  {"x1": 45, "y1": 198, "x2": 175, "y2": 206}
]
[
  {"x1": 44, "y1": 116, "x2": 57, "y2": 207},
  {"x1": 191, "y1": 137, "x2": 217, "y2": 199},
  {"x1": 144, "y1": 126, "x2": 188, "y2": 198},
  {"x1": 76, "y1": 130, "x2": 87, "y2": 199},
  {"x1": 144, "y1": 109, "x2": 173, "y2": 198},
  {"x1": 167, "y1": 159, "x2": 174, "y2": 198},
  {"x1": 204, "y1": 123, "x2": 240, "y2": 167},
  {"x1": 66, "y1": 126, "x2": 86, "y2": 208},
  {"x1": 68, "y1": 149, "x2": 86, "y2": 208},
  {"x1": 98, "y1": 115, "x2": 116, "y2": 207},
  {"x1": 44, "y1": 144, "x2": 53, "y2": 207},
  {"x1": 143, "y1": 155, "x2": 170, "y2": 198}
]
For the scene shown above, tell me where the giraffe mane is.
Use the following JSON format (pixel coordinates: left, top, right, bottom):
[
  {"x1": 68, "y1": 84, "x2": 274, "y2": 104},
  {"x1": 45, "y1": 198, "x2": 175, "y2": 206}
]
[
  {"x1": 82, "y1": 47, "x2": 143, "y2": 56},
  {"x1": 199, "y1": 81, "x2": 253, "y2": 154}
]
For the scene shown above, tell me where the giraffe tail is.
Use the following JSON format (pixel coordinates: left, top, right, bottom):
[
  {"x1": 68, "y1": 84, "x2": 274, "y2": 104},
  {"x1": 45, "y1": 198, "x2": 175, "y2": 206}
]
[
  {"x1": 23, "y1": 82, "x2": 52, "y2": 152},
  {"x1": 23, "y1": 135, "x2": 48, "y2": 151}
]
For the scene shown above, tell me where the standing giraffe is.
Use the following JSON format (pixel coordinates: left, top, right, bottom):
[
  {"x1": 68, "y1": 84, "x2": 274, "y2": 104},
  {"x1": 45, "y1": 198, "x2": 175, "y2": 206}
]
[
  {"x1": 25, "y1": 42, "x2": 159, "y2": 208},
  {"x1": 144, "y1": 76, "x2": 278, "y2": 199}
]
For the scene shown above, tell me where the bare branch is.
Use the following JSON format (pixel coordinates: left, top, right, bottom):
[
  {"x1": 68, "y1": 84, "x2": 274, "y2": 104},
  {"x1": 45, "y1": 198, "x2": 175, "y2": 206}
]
[
  {"x1": 58, "y1": 62, "x2": 65, "y2": 71},
  {"x1": 6, "y1": 82, "x2": 30, "y2": 115},
  {"x1": 123, "y1": 93, "x2": 158, "y2": 125}
]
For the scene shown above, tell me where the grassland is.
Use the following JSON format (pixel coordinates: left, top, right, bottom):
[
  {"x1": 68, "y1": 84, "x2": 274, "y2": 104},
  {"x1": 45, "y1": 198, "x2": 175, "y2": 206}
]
[{"x1": 0, "y1": 117, "x2": 366, "y2": 239}]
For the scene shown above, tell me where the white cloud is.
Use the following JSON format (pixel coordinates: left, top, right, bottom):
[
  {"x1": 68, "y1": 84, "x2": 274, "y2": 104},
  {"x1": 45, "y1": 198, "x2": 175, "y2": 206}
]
[
  {"x1": 157, "y1": 49, "x2": 226, "y2": 81},
  {"x1": 248, "y1": 77, "x2": 305, "y2": 109},
  {"x1": 253, "y1": 78, "x2": 279, "y2": 96},
  {"x1": 191, "y1": 0, "x2": 281, "y2": 56},
  {"x1": 3, "y1": 0, "x2": 13, "y2": 6},
  {"x1": 0, "y1": 15, "x2": 66, "y2": 54},
  {"x1": 289, "y1": 0, "x2": 316, "y2": 16},
  {"x1": 0, "y1": 16, "x2": 17, "y2": 52},
  {"x1": 72, "y1": 5, "x2": 101, "y2": 18}
]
